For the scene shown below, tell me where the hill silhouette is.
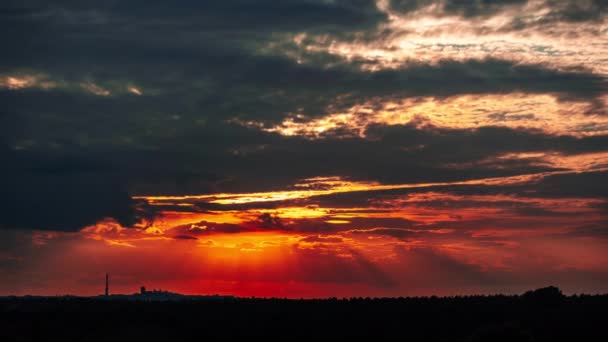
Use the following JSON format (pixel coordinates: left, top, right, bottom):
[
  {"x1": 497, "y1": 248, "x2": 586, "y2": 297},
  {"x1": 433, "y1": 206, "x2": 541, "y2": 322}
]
[{"x1": 1, "y1": 287, "x2": 606, "y2": 341}]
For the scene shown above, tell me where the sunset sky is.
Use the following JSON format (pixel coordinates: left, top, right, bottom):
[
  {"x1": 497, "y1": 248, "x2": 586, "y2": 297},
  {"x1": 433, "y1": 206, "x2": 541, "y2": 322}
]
[{"x1": 1, "y1": 0, "x2": 608, "y2": 298}]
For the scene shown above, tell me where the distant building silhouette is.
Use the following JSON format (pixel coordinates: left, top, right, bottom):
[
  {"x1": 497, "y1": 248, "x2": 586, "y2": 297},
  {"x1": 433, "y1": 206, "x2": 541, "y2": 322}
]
[
  {"x1": 105, "y1": 273, "x2": 109, "y2": 296},
  {"x1": 140, "y1": 286, "x2": 146, "y2": 294}
]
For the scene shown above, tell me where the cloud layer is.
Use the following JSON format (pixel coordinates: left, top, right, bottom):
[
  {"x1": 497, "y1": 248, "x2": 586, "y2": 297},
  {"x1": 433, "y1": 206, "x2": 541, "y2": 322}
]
[{"x1": 1, "y1": 0, "x2": 607, "y2": 297}]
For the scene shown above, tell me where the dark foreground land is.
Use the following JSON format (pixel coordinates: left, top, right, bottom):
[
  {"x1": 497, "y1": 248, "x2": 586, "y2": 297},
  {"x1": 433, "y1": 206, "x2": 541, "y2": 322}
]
[{"x1": 1, "y1": 287, "x2": 607, "y2": 341}]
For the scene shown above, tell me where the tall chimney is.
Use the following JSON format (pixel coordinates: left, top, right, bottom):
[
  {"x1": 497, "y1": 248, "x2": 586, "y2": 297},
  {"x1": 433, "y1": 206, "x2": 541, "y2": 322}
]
[{"x1": 105, "y1": 273, "x2": 109, "y2": 296}]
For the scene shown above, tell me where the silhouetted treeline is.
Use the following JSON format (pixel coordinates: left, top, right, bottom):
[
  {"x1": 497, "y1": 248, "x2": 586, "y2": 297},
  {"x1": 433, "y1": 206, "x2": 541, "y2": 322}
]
[{"x1": 1, "y1": 287, "x2": 607, "y2": 341}]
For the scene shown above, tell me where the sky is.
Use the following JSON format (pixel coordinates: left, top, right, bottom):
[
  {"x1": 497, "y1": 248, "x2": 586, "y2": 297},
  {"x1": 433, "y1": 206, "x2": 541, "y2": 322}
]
[{"x1": 1, "y1": 0, "x2": 607, "y2": 298}]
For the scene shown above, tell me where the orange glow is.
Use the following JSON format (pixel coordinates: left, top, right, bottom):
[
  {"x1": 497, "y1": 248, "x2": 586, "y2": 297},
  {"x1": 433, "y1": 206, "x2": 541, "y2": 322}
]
[
  {"x1": 244, "y1": 95, "x2": 608, "y2": 138},
  {"x1": 59, "y1": 170, "x2": 608, "y2": 297},
  {"x1": 0, "y1": 74, "x2": 57, "y2": 90},
  {"x1": 10, "y1": 191, "x2": 608, "y2": 297},
  {"x1": 139, "y1": 169, "x2": 608, "y2": 212},
  {"x1": 4, "y1": 0, "x2": 608, "y2": 300}
]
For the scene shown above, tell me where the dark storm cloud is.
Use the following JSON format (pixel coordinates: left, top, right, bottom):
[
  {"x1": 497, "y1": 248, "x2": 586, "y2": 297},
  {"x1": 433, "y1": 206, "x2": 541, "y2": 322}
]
[
  {"x1": 398, "y1": 170, "x2": 608, "y2": 200},
  {"x1": 0, "y1": 146, "x2": 153, "y2": 231},
  {"x1": 416, "y1": 170, "x2": 608, "y2": 199},
  {"x1": 287, "y1": 59, "x2": 608, "y2": 117},
  {"x1": 1, "y1": 0, "x2": 605, "y2": 123},
  {"x1": 0, "y1": 0, "x2": 384, "y2": 31},
  {"x1": 0, "y1": 0, "x2": 382, "y2": 74},
  {"x1": 1, "y1": 0, "x2": 605, "y2": 126},
  {"x1": 526, "y1": 171, "x2": 608, "y2": 198},
  {"x1": 172, "y1": 235, "x2": 198, "y2": 240},
  {"x1": 7, "y1": 58, "x2": 606, "y2": 123},
  {"x1": 415, "y1": 170, "x2": 608, "y2": 200},
  {"x1": 365, "y1": 124, "x2": 608, "y2": 156},
  {"x1": 390, "y1": 0, "x2": 527, "y2": 17},
  {"x1": 443, "y1": 0, "x2": 527, "y2": 17},
  {"x1": 260, "y1": 124, "x2": 607, "y2": 186},
  {"x1": 4, "y1": 115, "x2": 605, "y2": 233},
  {"x1": 2, "y1": 0, "x2": 607, "y2": 233},
  {"x1": 52, "y1": 121, "x2": 608, "y2": 197},
  {"x1": 1, "y1": 0, "x2": 605, "y2": 155}
]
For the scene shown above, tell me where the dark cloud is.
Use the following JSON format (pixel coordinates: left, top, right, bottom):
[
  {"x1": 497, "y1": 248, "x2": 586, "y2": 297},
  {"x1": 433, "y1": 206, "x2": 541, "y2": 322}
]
[
  {"x1": 527, "y1": 171, "x2": 608, "y2": 198},
  {"x1": 422, "y1": 170, "x2": 608, "y2": 199},
  {"x1": 1, "y1": 0, "x2": 605, "y2": 125},
  {"x1": 390, "y1": 0, "x2": 527, "y2": 17},
  {"x1": 505, "y1": 206, "x2": 583, "y2": 217},
  {"x1": 443, "y1": 0, "x2": 527, "y2": 17},
  {"x1": 0, "y1": 147, "x2": 153, "y2": 231},
  {"x1": 399, "y1": 170, "x2": 608, "y2": 200},
  {"x1": 1, "y1": 0, "x2": 607, "y2": 234},
  {"x1": 0, "y1": 0, "x2": 382, "y2": 76},
  {"x1": 299, "y1": 235, "x2": 343, "y2": 243},
  {"x1": 172, "y1": 235, "x2": 198, "y2": 240},
  {"x1": 388, "y1": 0, "x2": 435, "y2": 14},
  {"x1": 389, "y1": 0, "x2": 606, "y2": 26},
  {"x1": 2, "y1": 4, "x2": 607, "y2": 202},
  {"x1": 344, "y1": 217, "x2": 415, "y2": 230},
  {"x1": 0, "y1": 0, "x2": 384, "y2": 32},
  {"x1": 95, "y1": 120, "x2": 608, "y2": 203},
  {"x1": 0, "y1": 0, "x2": 605, "y2": 126},
  {"x1": 255, "y1": 213, "x2": 285, "y2": 230},
  {"x1": 3, "y1": 58, "x2": 604, "y2": 133},
  {"x1": 562, "y1": 221, "x2": 608, "y2": 238},
  {"x1": 588, "y1": 201, "x2": 608, "y2": 213},
  {"x1": 534, "y1": 0, "x2": 607, "y2": 24},
  {"x1": 349, "y1": 228, "x2": 420, "y2": 239}
]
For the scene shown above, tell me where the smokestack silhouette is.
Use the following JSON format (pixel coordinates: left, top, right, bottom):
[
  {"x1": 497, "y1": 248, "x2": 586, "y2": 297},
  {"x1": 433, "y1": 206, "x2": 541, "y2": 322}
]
[{"x1": 105, "y1": 273, "x2": 109, "y2": 296}]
